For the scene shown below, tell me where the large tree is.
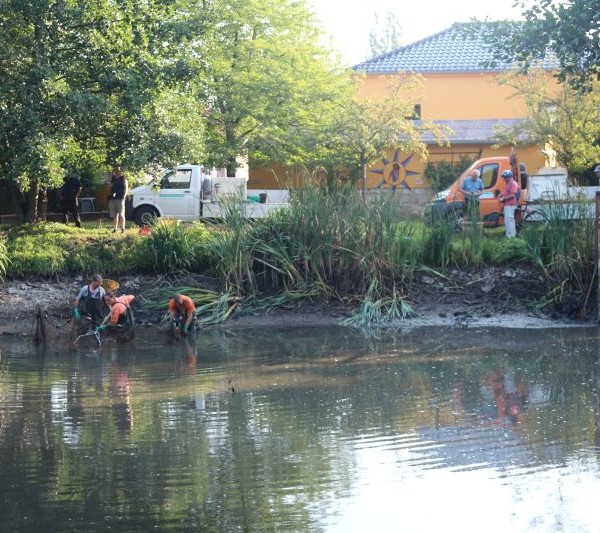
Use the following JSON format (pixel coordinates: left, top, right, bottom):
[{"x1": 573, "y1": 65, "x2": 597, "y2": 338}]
[
  {"x1": 368, "y1": 11, "x2": 402, "y2": 58},
  {"x1": 0, "y1": 0, "x2": 196, "y2": 221},
  {"x1": 192, "y1": 0, "x2": 352, "y2": 174},
  {"x1": 493, "y1": 70, "x2": 600, "y2": 176}
]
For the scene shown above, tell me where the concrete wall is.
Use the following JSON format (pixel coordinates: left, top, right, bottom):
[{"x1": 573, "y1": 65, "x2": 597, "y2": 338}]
[{"x1": 365, "y1": 188, "x2": 433, "y2": 218}]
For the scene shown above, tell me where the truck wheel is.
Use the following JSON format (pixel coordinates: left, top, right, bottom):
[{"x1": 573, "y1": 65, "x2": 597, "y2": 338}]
[{"x1": 134, "y1": 206, "x2": 159, "y2": 227}]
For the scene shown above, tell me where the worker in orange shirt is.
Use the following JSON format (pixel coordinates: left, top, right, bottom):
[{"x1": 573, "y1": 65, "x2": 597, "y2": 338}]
[
  {"x1": 168, "y1": 293, "x2": 197, "y2": 335},
  {"x1": 98, "y1": 292, "x2": 135, "y2": 330}
]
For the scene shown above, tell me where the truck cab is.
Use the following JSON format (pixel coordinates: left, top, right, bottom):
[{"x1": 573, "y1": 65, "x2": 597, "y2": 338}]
[
  {"x1": 430, "y1": 155, "x2": 527, "y2": 223},
  {"x1": 127, "y1": 164, "x2": 289, "y2": 226}
]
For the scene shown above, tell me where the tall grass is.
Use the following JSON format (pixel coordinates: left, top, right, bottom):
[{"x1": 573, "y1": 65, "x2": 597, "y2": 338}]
[
  {"x1": 525, "y1": 201, "x2": 595, "y2": 307},
  {"x1": 422, "y1": 218, "x2": 454, "y2": 267},
  {"x1": 254, "y1": 183, "x2": 421, "y2": 296},
  {"x1": 2, "y1": 189, "x2": 597, "y2": 320},
  {"x1": 0, "y1": 236, "x2": 9, "y2": 280},
  {"x1": 206, "y1": 198, "x2": 258, "y2": 295}
]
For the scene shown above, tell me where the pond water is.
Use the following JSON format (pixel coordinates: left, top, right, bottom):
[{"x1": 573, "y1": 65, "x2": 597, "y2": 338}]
[{"x1": 1, "y1": 325, "x2": 599, "y2": 532}]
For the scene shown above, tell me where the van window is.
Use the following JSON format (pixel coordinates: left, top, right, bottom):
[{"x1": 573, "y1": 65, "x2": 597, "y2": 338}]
[
  {"x1": 479, "y1": 163, "x2": 499, "y2": 189},
  {"x1": 161, "y1": 169, "x2": 192, "y2": 189}
]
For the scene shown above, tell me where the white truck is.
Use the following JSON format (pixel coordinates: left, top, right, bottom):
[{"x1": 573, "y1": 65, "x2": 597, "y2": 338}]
[
  {"x1": 524, "y1": 167, "x2": 597, "y2": 221},
  {"x1": 126, "y1": 164, "x2": 290, "y2": 226}
]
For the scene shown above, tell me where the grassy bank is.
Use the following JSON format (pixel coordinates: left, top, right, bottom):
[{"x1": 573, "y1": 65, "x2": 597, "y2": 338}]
[{"x1": 0, "y1": 186, "x2": 595, "y2": 323}]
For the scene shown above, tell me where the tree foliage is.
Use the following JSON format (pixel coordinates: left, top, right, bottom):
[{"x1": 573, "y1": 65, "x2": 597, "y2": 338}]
[
  {"x1": 493, "y1": 70, "x2": 600, "y2": 175},
  {"x1": 194, "y1": 0, "x2": 352, "y2": 173},
  {"x1": 0, "y1": 0, "x2": 197, "y2": 220},
  {"x1": 0, "y1": 0, "x2": 425, "y2": 221},
  {"x1": 368, "y1": 11, "x2": 402, "y2": 58},
  {"x1": 322, "y1": 75, "x2": 450, "y2": 194},
  {"x1": 484, "y1": 0, "x2": 600, "y2": 90}
]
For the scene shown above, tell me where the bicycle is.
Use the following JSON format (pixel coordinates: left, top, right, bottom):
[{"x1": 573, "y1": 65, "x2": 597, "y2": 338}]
[{"x1": 481, "y1": 204, "x2": 545, "y2": 233}]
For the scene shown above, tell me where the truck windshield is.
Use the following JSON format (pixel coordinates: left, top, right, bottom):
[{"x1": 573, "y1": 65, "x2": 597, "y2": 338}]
[{"x1": 161, "y1": 169, "x2": 192, "y2": 189}]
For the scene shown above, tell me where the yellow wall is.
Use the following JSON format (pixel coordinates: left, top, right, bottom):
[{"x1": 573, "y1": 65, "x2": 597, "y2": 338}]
[
  {"x1": 366, "y1": 144, "x2": 547, "y2": 190},
  {"x1": 358, "y1": 72, "x2": 528, "y2": 120}
]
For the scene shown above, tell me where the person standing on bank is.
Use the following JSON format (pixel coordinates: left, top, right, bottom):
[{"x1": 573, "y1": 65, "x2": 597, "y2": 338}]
[
  {"x1": 460, "y1": 169, "x2": 484, "y2": 220},
  {"x1": 60, "y1": 173, "x2": 83, "y2": 228},
  {"x1": 498, "y1": 170, "x2": 519, "y2": 238},
  {"x1": 109, "y1": 163, "x2": 128, "y2": 233}
]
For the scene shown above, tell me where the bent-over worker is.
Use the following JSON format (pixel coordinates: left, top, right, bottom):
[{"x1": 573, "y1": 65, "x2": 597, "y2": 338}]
[{"x1": 168, "y1": 294, "x2": 196, "y2": 335}]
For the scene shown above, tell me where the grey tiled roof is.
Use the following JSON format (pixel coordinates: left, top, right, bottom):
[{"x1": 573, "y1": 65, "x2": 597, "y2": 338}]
[
  {"x1": 354, "y1": 22, "x2": 557, "y2": 74},
  {"x1": 420, "y1": 118, "x2": 530, "y2": 144}
]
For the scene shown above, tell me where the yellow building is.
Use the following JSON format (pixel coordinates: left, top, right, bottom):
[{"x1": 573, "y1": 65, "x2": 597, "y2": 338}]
[
  {"x1": 249, "y1": 23, "x2": 556, "y2": 194},
  {"x1": 352, "y1": 22, "x2": 556, "y2": 191}
]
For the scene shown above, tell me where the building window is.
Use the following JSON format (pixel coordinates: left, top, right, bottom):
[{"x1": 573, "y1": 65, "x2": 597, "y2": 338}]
[{"x1": 411, "y1": 104, "x2": 421, "y2": 120}]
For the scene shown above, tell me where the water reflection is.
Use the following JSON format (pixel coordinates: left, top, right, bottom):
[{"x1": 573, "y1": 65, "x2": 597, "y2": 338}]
[{"x1": 0, "y1": 326, "x2": 599, "y2": 531}]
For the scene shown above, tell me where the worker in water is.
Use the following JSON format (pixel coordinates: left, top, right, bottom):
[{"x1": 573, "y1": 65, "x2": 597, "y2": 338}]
[{"x1": 168, "y1": 293, "x2": 197, "y2": 336}]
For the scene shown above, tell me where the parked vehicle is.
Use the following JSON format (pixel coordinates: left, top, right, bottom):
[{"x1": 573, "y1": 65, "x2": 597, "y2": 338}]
[
  {"x1": 524, "y1": 167, "x2": 597, "y2": 221},
  {"x1": 428, "y1": 152, "x2": 598, "y2": 227},
  {"x1": 428, "y1": 152, "x2": 528, "y2": 225},
  {"x1": 126, "y1": 165, "x2": 290, "y2": 226}
]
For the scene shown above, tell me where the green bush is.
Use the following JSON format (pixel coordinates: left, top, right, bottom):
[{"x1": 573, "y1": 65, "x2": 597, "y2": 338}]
[{"x1": 132, "y1": 220, "x2": 214, "y2": 274}]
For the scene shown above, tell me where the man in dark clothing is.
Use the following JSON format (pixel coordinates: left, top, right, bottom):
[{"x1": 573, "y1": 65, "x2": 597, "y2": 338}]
[
  {"x1": 61, "y1": 174, "x2": 82, "y2": 227},
  {"x1": 109, "y1": 163, "x2": 128, "y2": 233}
]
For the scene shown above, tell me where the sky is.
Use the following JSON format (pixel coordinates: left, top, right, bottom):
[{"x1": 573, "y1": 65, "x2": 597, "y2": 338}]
[{"x1": 308, "y1": 0, "x2": 526, "y2": 65}]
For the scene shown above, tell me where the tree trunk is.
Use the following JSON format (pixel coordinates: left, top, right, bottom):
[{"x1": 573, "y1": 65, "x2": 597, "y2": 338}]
[
  {"x1": 37, "y1": 187, "x2": 48, "y2": 221},
  {"x1": 27, "y1": 179, "x2": 40, "y2": 223}
]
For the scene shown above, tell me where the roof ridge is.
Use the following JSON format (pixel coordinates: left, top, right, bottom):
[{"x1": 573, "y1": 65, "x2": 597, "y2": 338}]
[{"x1": 353, "y1": 21, "x2": 555, "y2": 74}]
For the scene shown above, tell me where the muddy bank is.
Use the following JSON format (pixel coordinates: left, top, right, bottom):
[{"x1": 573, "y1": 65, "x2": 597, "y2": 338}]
[{"x1": 0, "y1": 267, "x2": 596, "y2": 338}]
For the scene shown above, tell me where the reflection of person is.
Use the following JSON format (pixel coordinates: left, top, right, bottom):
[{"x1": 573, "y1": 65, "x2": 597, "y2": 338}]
[
  {"x1": 481, "y1": 369, "x2": 527, "y2": 425},
  {"x1": 174, "y1": 337, "x2": 197, "y2": 373},
  {"x1": 73, "y1": 274, "x2": 105, "y2": 325},
  {"x1": 498, "y1": 169, "x2": 519, "y2": 238},
  {"x1": 108, "y1": 163, "x2": 128, "y2": 233},
  {"x1": 168, "y1": 294, "x2": 196, "y2": 335},
  {"x1": 460, "y1": 169, "x2": 484, "y2": 220},
  {"x1": 112, "y1": 362, "x2": 133, "y2": 435},
  {"x1": 60, "y1": 174, "x2": 83, "y2": 228}
]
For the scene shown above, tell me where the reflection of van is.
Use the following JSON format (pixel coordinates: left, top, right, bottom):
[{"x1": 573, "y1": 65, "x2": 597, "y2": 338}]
[{"x1": 429, "y1": 155, "x2": 527, "y2": 223}]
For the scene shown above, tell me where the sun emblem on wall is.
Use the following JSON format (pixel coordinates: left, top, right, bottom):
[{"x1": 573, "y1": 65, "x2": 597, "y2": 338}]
[{"x1": 371, "y1": 150, "x2": 419, "y2": 190}]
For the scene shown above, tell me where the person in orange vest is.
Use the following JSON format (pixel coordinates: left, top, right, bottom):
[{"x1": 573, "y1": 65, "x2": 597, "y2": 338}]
[
  {"x1": 168, "y1": 294, "x2": 197, "y2": 335},
  {"x1": 97, "y1": 292, "x2": 135, "y2": 331}
]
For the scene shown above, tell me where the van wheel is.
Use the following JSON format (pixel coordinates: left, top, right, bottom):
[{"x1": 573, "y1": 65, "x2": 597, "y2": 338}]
[{"x1": 134, "y1": 206, "x2": 159, "y2": 227}]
